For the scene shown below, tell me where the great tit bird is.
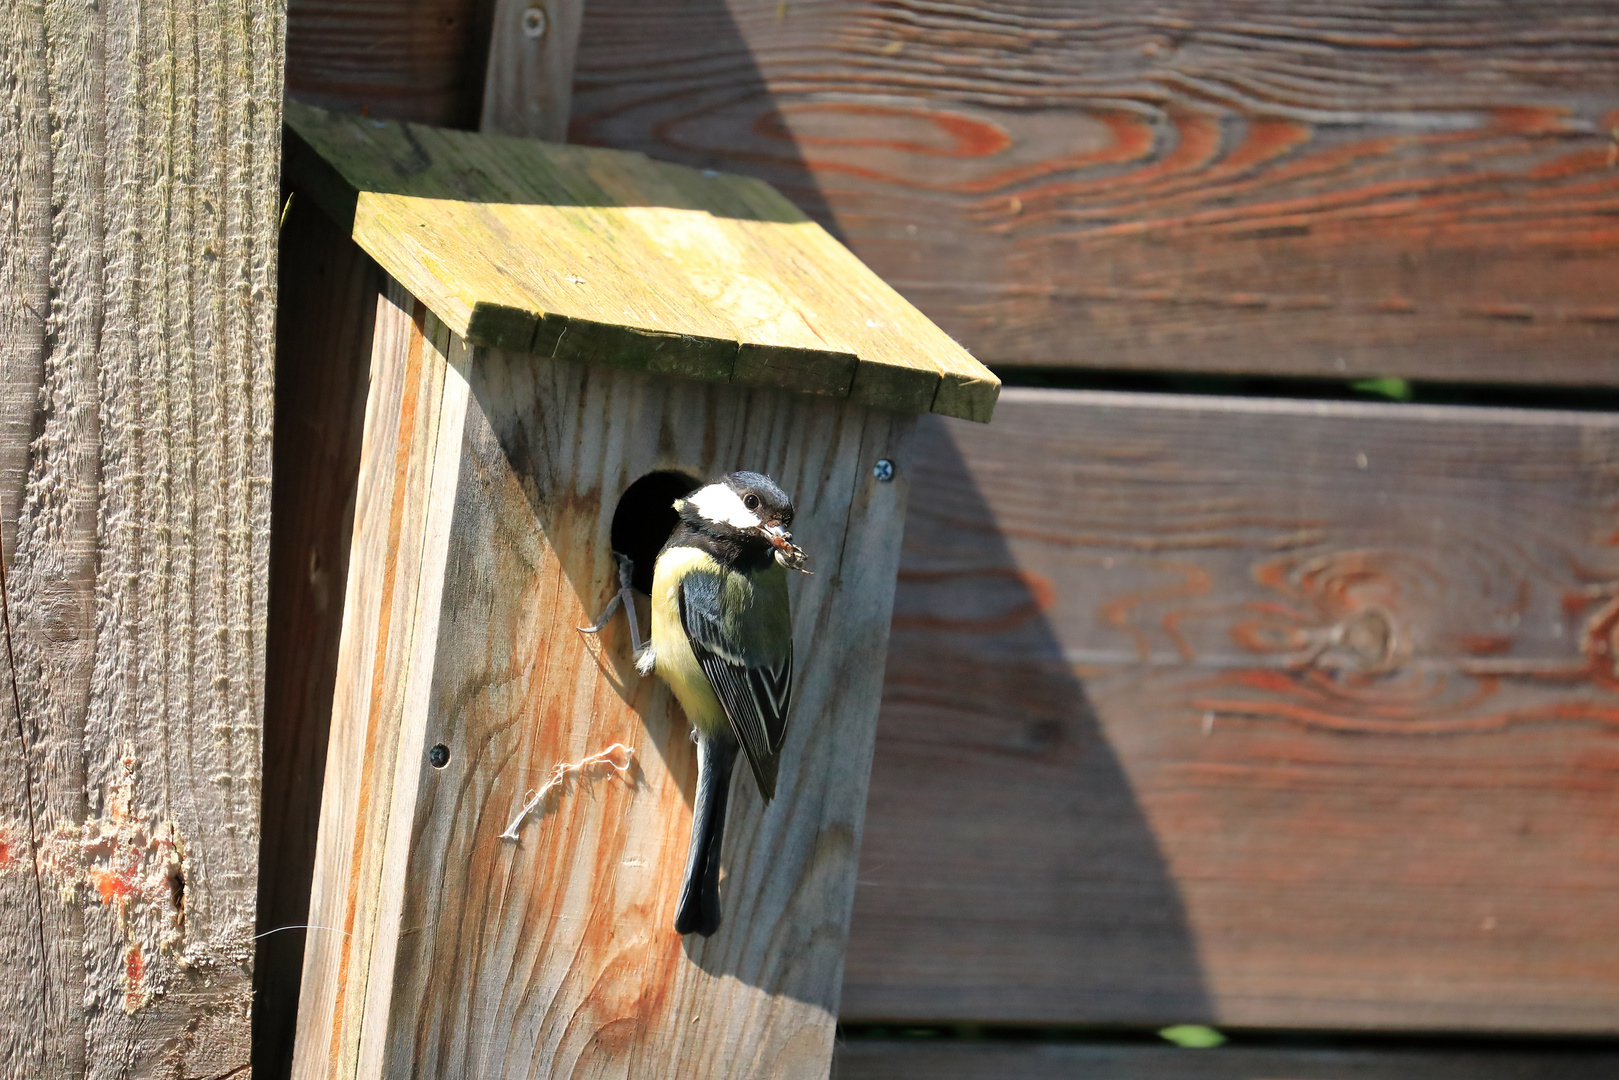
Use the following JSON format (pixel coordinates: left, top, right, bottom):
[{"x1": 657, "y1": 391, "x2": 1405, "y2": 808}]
[{"x1": 631, "y1": 471, "x2": 805, "y2": 937}]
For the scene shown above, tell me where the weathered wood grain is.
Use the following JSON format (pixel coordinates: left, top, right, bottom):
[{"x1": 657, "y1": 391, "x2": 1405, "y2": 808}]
[
  {"x1": 481, "y1": 0, "x2": 584, "y2": 140},
  {"x1": 283, "y1": 101, "x2": 998, "y2": 421},
  {"x1": 256, "y1": 198, "x2": 384, "y2": 1080},
  {"x1": 833, "y1": 1040, "x2": 1619, "y2": 1080},
  {"x1": 292, "y1": 306, "x2": 915, "y2": 1077},
  {"x1": 572, "y1": 1, "x2": 1619, "y2": 383},
  {"x1": 845, "y1": 390, "x2": 1619, "y2": 1033},
  {"x1": 0, "y1": 3, "x2": 55, "y2": 1074},
  {"x1": 291, "y1": 280, "x2": 469, "y2": 1080},
  {"x1": 0, "y1": 0, "x2": 280, "y2": 1072},
  {"x1": 287, "y1": 0, "x2": 495, "y2": 127}
]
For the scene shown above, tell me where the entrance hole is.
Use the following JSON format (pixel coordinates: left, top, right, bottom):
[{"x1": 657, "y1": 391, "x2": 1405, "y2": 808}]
[{"x1": 611, "y1": 470, "x2": 702, "y2": 595}]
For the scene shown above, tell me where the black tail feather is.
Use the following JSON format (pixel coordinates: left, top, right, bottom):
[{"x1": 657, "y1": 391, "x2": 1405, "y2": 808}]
[{"x1": 675, "y1": 733, "x2": 737, "y2": 937}]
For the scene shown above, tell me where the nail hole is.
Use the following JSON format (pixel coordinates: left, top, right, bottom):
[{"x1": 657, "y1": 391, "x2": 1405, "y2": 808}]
[
  {"x1": 610, "y1": 470, "x2": 702, "y2": 595},
  {"x1": 428, "y1": 744, "x2": 451, "y2": 769},
  {"x1": 521, "y1": 6, "x2": 547, "y2": 37}
]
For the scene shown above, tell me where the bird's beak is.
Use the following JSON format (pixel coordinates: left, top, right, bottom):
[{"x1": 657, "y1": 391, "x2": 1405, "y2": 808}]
[
  {"x1": 762, "y1": 522, "x2": 810, "y2": 573},
  {"x1": 761, "y1": 522, "x2": 793, "y2": 550}
]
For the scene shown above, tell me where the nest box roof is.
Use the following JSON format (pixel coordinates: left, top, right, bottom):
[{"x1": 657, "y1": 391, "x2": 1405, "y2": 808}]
[{"x1": 283, "y1": 101, "x2": 998, "y2": 422}]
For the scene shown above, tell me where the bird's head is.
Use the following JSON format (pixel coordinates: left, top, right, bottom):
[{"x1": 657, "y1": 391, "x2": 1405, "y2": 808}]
[{"x1": 675, "y1": 471, "x2": 808, "y2": 570}]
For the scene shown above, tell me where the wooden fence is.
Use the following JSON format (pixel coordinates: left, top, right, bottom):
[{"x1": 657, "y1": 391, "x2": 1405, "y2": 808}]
[
  {"x1": 852, "y1": 393, "x2": 1619, "y2": 1031},
  {"x1": 14, "y1": 1, "x2": 1619, "y2": 1077},
  {"x1": 270, "y1": 0, "x2": 1619, "y2": 1076}
]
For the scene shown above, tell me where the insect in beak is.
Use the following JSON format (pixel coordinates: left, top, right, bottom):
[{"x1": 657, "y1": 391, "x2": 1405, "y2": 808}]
[{"x1": 762, "y1": 523, "x2": 810, "y2": 573}]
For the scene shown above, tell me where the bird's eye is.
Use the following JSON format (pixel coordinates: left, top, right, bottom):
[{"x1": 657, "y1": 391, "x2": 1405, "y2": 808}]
[{"x1": 743, "y1": 493, "x2": 760, "y2": 510}]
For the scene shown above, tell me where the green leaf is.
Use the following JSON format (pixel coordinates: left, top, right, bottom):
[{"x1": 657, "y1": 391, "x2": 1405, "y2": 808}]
[
  {"x1": 1350, "y1": 376, "x2": 1413, "y2": 402},
  {"x1": 1159, "y1": 1024, "x2": 1228, "y2": 1049}
]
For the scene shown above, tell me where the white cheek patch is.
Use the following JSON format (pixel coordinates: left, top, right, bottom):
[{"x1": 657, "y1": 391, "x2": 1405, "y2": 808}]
[{"x1": 687, "y1": 483, "x2": 762, "y2": 529}]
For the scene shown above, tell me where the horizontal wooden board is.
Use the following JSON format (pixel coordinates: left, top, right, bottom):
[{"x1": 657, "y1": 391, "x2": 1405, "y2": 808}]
[
  {"x1": 572, "y1": 1, "x2": 1619, "y2": 384},
  {"x1": 283, "y1": 100, "x2": 998, "y2": 420},
  {"x1": 833, "y1": 1041, "x2": 1619, "y2": 1080},
  {"x1": 844, "y1": 390, "x2": 1619, "y2": 1033},
  {"x1": 285, "y1": 0, "x2": 491, "y2": 128}
]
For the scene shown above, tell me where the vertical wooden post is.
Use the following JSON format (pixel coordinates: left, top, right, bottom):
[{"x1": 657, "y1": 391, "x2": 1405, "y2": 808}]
[
  {"x1": 0, "y1": 0, "x2": 281, "y2": 1073},
  {"x1": 480, "y1": 0, "x2": 585, "y2": 140},
  {"x1": 291, "y1": 282, "x2": 474, "y2": 1080}
]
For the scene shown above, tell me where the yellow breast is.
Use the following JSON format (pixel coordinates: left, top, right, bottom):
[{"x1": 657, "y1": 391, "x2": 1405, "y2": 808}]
[{"x1": 650, "y1": 545, "x2": 728, "y2": 735}]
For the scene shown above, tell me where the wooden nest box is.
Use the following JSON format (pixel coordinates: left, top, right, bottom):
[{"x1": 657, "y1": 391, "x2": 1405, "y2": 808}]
[{"x1": 280, "y1": 100, "x2": 997, "y2": 1079}]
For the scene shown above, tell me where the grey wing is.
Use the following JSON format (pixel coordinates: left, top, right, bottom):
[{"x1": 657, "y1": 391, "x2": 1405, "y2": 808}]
[{"x1": 679, "y1": 570, "x2": 792, "y2": 800}]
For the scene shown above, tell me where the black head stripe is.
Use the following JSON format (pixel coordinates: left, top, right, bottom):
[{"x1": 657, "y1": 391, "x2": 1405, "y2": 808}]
[{"x1": 722, "y1": 470, "x2": 795, "y2": 525}]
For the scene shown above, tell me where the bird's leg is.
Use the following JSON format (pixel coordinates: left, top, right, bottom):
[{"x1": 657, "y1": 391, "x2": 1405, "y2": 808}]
[
  {"x1": 618, "y1": 555, "x2": 646, "y2": 657},
  {"x1": 578, "y1": 553, "x2": 648, "y2": 658}
]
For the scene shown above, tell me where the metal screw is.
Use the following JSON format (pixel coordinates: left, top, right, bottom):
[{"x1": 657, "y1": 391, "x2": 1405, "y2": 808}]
[
  {"x1": 428, "y1": 743, "x2": 451, "y2": 769},
  {"x1": 873, "y1": 459, "x2": 895, "y2": 482},
  {"x1": 521, "y1": 6, "x2": 547, "y2": 38}
]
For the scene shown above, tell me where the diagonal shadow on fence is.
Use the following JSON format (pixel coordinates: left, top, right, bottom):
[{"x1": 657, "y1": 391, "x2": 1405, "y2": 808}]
[{"x1": 839, "y1": 413, "x2": 1212, "y2": 1027}]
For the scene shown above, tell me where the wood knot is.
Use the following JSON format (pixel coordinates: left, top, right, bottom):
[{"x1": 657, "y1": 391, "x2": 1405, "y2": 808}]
[{"x1": 1339, "y1": 607, "x2": 1395, "y2": 672}]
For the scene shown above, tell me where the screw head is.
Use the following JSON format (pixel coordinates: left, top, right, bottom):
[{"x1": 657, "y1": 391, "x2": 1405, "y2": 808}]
[
  {"x1": 873, "y1": 459, "x2": 895, "y2": 482},
  {"x1": 521, "y1": 6, "x2": 547, "y2": 38},
  {"x1": 428, "y1": 743, "x2": 451, "y2": 769}
]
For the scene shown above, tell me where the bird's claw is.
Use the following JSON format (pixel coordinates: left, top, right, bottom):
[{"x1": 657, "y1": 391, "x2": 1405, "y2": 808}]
[
  {"x1": 577, "y1": 590, "x2": 621, "y2": 634},
  {"x1": 578, "y1": 553, "x2": 646, "y2": 655}
]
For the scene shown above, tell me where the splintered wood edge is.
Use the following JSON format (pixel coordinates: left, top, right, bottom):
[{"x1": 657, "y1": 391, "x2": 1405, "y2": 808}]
[{"x1": 281, "y1": 100, "x2": 999, "y2": 422}]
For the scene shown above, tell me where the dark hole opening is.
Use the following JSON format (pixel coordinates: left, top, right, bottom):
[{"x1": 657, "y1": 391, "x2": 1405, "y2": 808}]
[
  {"x1": 611, "y1": 470, "x2": 702, "y2": 595},
  {"x1": 169, "y1": 869, "x2": 185, "y2": 912},
  {"x1": 428, "y1": 743, "x2": 451, "y2": 769}
]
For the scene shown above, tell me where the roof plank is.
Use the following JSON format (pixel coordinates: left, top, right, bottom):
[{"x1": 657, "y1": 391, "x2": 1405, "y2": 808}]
[{"x1": 283, "y1": 99, "x2": 998, "y2": 421}]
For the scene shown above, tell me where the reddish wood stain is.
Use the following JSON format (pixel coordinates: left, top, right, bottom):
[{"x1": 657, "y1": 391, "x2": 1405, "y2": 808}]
[
  {"x1": 124, "y1": 942, "x2": 145, "y2": 1013},
  {"x1": 18, "y1": 764, "x2": 189, "y2": 1022},
  {"x1": 571, "y1": 1, "x2": 1619, "y2": 382},
  {"x1": 1460, "y1": 634, "x2": 1514, "y2": 656},
  {"x1": 757, "y1": 102, "x2": 1013, "y2": 159},
  {"x1": 846, "y1": 397, "x2": 1619, "y2": 1033},
  {"x1": 1101, "y1": 560, "x2": 1213, "y2": 663},
  {"x1": 328, "y1": 299, "x2": 431, "y2": 1070},
  {"x1": 90, "y1": 859, "x2": 140, "y2": 909},
  {"x1": 287, "y1": 0, "x2": 1619, "y2": 378},
  {"x1": 1578, "y1": 597, "x2": 1619, "y2": 694}
]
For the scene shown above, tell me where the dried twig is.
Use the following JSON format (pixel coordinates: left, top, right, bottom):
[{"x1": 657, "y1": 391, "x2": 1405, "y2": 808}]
[{"x1": 498, "y1": 743, "x2": 636, "y2": 840}]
